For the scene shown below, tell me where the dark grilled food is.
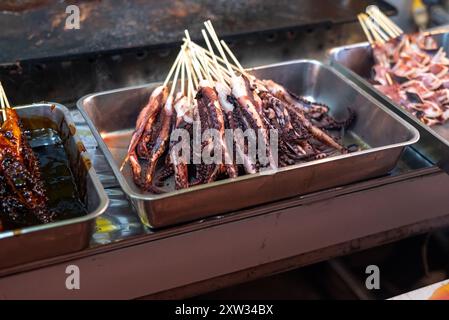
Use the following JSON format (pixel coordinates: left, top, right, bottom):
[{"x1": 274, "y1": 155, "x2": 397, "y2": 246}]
[{"x1": 0, "y1": 108, "x2": 53, "y2": 231}]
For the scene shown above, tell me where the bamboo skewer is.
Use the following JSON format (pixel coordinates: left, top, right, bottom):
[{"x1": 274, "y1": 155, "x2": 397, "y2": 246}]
[
  {"x1": 183, "y1": 36, "x2": 244, "y2": 85},
  {"x1": 0, "y1": 94, "x2": 6, "y2": 124},
  {"x1": 202, "y1": 29, "x2": 225, "y2": 85},
  {"x1": 363, "y1": 14, "x2": 385, "y2": 44},
  {"x1": 358, "y1": 14, "x2": 374, "y2": 45},
  {"x1": 0, "y1": 82, "x2": 9, "y2": 123},
  {"x1": 385, "y1": 72, "x2": 393, "y2": 86},
  {"x1": 366, "y1": 10, "x2": 396, "y2": 39},
  {"x1": 186, "y1": 56, "x2": 191, "y2": 98},
  {"x1": 0, "y1": 84, "x2": 10, "y2": 108},
  {"x1": 196, "y1": 49, "x2": 233, "y2": 78},
  {"x1": 184, "y1": 40, "x2": 243, "y2": 75},
  {"x1": 184, "y1": 48, "x2": 195, "y2": 105},
  {"x1": 187, "y1": 34, "x2": 251, "y2": 81},
  {"x1": 204, "y1": 21, "x2": 235, "y2": 76},
  {"x1": 205, "y1": 58, "x2": 231, "y2": 84},
  {"x1": 184, "y1": 30, "x2": 204, "y2": 85},
  {"x1": 189, "y1": 48, "x2": 205, "y2": 82},
  {"x1": 359, "y1": 5, "x2": 404, "y2": 46},
  {"x1": 163, "y1": 48, "x2": 185, "y2": 87},
  {"x1": 424, "y1": 26, "x2": 449, "y2": 36},
  {"x1": 367, "y1": 5, "x2": 403, "y2": 36},
  {"x1": 198, "y1": 49, "x2": 213, "y2": 82},
  {"x1": 358, "y1": 5, "x2": 409, "y2": 46},
  {"x1": 168, "y1": 50, "x2": 183, "y2": 99},
  {"x1": 187, "y1": 52, "x2": 199, "y2": 88},
  {"x1": 190, "y1": 45, "x2": 212, "y2": 83},
  {"x1": 370, "y1": 10, "x2": 400, "y2": 38},
  {"x1": 181, "y1": 53, "x2": 186, "y2": 96},
  {"x1": 220, "y1": 40, "x2": 245, "y2": 74},
  {"x1": 366, "y1": 16, "x2": 389, "y2": 42}
]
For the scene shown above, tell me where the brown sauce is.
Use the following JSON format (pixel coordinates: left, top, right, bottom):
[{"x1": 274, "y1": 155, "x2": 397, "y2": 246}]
[
  {"x1": 0, "y1": 127, "x2": 87, "y2": 231},
  {"x1": 28, "y1": 128, "x2": 87, "y2": 222}
]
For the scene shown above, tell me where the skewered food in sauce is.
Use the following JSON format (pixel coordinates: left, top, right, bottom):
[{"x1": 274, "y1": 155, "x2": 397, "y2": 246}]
[{"x1": 0, "y1": 84, "x2": 53, "y2": 231}]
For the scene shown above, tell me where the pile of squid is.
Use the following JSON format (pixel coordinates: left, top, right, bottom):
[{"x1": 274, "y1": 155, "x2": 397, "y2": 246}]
[
  {"x1": 372, "y1": 32, "x2": 449, "y2": 126},
  {"x1": 122, "y1": 21, "x2": 355, "y2": 193},
  {"x1": 0, "y1": 84, "x2": 53, "y2": 232}
]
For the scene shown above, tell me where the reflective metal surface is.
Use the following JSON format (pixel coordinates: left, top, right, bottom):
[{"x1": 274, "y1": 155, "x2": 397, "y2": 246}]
[
  {"x1": 0, "y1": 103, "x2": 109, "y2": 269},
  {"x1": 329, "y1": 32, "x2": 449, "y2": 172},
  {"x1": 77, "y1": 60, "x2": 419, "y2": 228}
]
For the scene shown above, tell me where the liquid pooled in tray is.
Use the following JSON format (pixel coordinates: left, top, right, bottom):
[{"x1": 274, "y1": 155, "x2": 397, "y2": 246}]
[
  {"x1": 26, "y1": 128, "x2": 86, "y2": 224},
  {"x1": 28, "y1": 128, "x2": 86, "y2": 222},
  {"x1": 1, "y1": 128, "x2": 86, "y2": 231}
]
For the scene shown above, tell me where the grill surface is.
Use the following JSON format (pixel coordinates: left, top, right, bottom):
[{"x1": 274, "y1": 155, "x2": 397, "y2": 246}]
[{"x1": 0, "y1": 0, "x2": 395, "y2": 63}]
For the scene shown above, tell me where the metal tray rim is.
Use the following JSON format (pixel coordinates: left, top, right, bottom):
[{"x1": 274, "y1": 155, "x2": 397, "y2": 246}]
[
  {"x1": 0, "y1": 102, "x2": 109, "y2": 240},
  {"x1": 76, "y1": 59, "x2": 419, "y2": 202},
  {"x1": 328, "y1": 43, "x2": 449, "y2": 151}
]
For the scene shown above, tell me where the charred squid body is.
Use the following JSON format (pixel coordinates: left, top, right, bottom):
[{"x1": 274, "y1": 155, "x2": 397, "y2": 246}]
[
  {"x1": 137, "y1": 89, "x2": 170, "y2": 159},
  {"x1": 193, "y1": 83, "x2": 222, "y2": 184},
  {"x1": 125, "y1": 85, "x2": 168, "y2": 185},
  {"x1": 210, "y1": 82, "x2": 238, "y2": 179},
  {"x1": 226, "y1": 94, "x2": 258, "y2": 174},
  {"x1": 167, "y1": 94, "x2": 193, "y2": 190},
  {"x1": 231, "y1": 75, "x2": 277, "y2": 171},
  {"x1": 0, "y1": 108, "x2": 52, "y2": 226},
  {"x1": 201, "y1": 83, "x2": 227, "y2": 177},
  {"x1": 215, "y1": 82, "x2": 241, "y2": 177},
  {"x1": 143, "y1": 95, "x2": 174, "y2": 192}
]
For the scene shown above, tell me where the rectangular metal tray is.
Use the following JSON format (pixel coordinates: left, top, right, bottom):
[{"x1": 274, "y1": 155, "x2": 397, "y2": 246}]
[
  {"x1": 329, "y1": 33, "x2": 449, "y2": 172},
  {"x1": 77, "y1": 60, "x2": 419, "y2": 228},
  {"x1": 0, "y1": 103, "x2": 109, "y2": 270}
]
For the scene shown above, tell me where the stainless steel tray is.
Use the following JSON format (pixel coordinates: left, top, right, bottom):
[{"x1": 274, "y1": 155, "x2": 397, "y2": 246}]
[
  {"x1": 0, "y1": 103, "x2": 109, "y2": 270},
  {"x1": 329, "y1": 33, "x2": 449, "y2": 172},
  {"x1": 77, "y1": 60, "x2": 419, "y2": 228}
]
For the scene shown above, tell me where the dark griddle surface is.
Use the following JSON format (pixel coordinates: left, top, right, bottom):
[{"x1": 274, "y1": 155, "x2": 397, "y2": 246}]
[{"x1": 0, "y1": 0, "x2": 395, "y2": 63}]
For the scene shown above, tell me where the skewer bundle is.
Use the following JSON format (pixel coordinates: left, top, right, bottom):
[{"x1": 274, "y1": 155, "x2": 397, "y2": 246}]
[
  {"x1": 358, "y1": 5, "x2": 404, "y2": 46},
  {"x1": 123, "y1": 21, "x2": 355, "y2": 193},
  {"x1": 359, "y1": 6, "x2": 449, "y2": 126}
]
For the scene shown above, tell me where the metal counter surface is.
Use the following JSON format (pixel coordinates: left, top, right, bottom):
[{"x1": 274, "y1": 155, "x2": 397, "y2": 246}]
[{"x1": 0, "y1": 108, "x2": 448, "y2": 299}]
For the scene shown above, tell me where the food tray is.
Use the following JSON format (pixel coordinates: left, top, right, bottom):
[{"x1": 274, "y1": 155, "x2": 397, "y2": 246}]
[
  {"x1": 0, "y1": 103, "x2": 109, "y2": 269},
  {"x1": 329, "y1": 33, "x2": 449, "y2": 172},
  {"x1": 77, "y1": 60, "x2": 419, "y2": 228}
]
